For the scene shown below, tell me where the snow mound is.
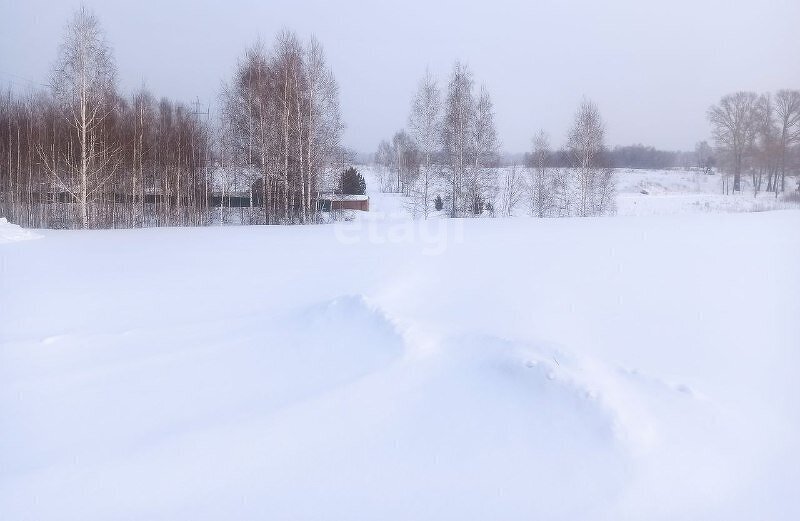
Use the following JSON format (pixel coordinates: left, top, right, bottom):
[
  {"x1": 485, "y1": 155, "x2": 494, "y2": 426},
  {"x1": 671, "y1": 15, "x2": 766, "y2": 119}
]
[
  {"x1": 286, "y1": 294, "x2": 407, "y2": 376},
  {"x1": 0, "y1": 218, "x2": 41, "y2": 244},
  {"x1": 425, "y1": 333, "x2": 711, "y2": 457}
]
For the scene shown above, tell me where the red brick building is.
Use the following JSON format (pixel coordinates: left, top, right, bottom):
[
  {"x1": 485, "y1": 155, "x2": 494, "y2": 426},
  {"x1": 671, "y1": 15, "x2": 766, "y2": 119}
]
[{"x1": 317, "y1": 194, "x2": 369, "y2": 212}]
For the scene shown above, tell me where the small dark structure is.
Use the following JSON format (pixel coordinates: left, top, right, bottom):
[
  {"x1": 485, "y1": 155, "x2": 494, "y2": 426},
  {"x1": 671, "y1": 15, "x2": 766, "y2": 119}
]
[{"x1": 316, "y1": 194, "x2": 369, "y2": 212}]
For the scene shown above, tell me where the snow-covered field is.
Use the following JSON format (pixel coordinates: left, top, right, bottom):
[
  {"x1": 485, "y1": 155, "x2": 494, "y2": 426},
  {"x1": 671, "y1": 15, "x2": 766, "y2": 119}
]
[
  {"x1": 361, "y1": 165, "x2": 800, "y2": 218},
  {"x1": 1, "y1": 171, "x2": 799, "y2": 520},
  {"x1": 615, "y1": 169, "x2": 800, "y2": 216}
]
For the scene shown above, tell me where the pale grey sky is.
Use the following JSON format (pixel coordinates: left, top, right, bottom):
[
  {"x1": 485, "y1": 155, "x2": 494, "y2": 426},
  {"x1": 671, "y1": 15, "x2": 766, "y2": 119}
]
[{"x1": 2, "y1": 0, "x2": 799, "y2": 153}]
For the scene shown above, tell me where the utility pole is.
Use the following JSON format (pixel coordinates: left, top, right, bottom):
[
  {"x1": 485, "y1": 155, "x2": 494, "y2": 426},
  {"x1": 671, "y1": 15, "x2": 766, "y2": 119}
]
[{"x1": 190, "y1": 96, "x2": 209, "y2": 120}]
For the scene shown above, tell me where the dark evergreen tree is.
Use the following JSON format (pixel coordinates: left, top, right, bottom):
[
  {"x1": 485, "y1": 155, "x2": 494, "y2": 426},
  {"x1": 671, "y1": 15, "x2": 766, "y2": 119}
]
[
  {"x1": 339, "y1": 167, "x2": 366, "y2": 195},
  {"x1": 434, "y1": 194, "x2": 444, "y2": 211}
]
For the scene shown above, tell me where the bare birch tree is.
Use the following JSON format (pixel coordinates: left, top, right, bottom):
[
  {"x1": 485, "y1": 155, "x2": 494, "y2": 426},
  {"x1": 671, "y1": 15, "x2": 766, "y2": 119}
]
[
  {"x1": 48, "y1": 5, "x2": 118, "y2": 228},
  {"x1": 442, "y1": 62, "x2": 474, "y2": 217},
  {"x1": 391, "y1": 129, "x2": 419, "y2": 195},
  {"x1": 467, "y1": 85, "x2": 499, "y2": 214},
  {"x1": 305, "y1": 36, "x2": 343, "y2": 218},
  {"x1": 567, "y1": 99, "x2": 614, "y2": 216},
  {"x1": 500, "y1": 163, "x2": 522, "y2": 217},
  {"x1": 408, "y1": 69, "x2": 441, "y2": 217},
  {"x1": 374, "y1": 140, "x2": 394, "y2": 192},
  {"x1": 220, "y1": 31, "x2": 342, "y2": 224},
  {"x1": 528, "y1": 130, "x2": 554, "y2": 217}
]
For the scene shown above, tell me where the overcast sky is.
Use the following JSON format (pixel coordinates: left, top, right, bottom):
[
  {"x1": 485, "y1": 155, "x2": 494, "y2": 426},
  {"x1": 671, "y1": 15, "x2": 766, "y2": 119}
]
[{"x1": 2, "y1": 0, "x2": 799, "y2": 154}]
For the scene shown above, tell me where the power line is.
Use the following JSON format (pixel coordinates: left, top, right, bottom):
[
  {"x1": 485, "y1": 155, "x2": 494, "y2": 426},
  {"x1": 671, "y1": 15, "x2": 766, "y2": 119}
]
[{"x1": 190, "y1": 96, "x2": 209, "y2": 121}]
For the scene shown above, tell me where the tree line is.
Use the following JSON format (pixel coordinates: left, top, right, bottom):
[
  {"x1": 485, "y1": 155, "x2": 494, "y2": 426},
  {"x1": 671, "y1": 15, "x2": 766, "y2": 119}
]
[
  {"x1": 375, "y1": 64, "x2": 615, "y2": 218},
  {"x1": 0, "y1": 6, "x2": 343, "y2": 229},
  {"x1": 0, "y1": 7, "x2": 212, "y2": 229},
  {"x1": 374, "y1": 65, "x2": 500, "y2": 217},
  {"x1": 376, "y1": 75, "x2": 800, "y2": 220},
  {"x1": 219, "y1": 32, "x2": 343, "y2": 225},
  {"x1": 521, "y1": 144, "x2": 694, "y2": 171},
  {"x1": 707, "y1": 90, "x2": 800, "y2": 196},
  {"x1": 3, "y1": 7, "x2": 799, "y2": 229}
]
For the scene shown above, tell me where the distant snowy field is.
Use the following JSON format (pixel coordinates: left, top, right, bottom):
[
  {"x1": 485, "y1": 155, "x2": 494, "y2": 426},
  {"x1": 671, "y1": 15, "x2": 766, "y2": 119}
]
[
  {"x1": 359, "y1": 165, "x2": 800, "y2": 218},
  {"x1": 1, "y1": 171, "x2": 799, "y2": 520},
  {"x1": 614, "y1": 168, "x2": 800, "y2": 216}
]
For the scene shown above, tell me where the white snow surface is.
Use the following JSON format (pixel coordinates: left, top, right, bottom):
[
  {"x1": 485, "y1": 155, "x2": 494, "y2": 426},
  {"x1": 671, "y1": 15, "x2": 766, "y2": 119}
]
[
  {"x1": 0, "y1": 217, "x2": 41, "y2": 244},
  {"x1": 614, "y1": 169, "x2": 800, "y2": 216},
  {"x1": 1, "y1": 172, "x2": 800, "y2": 520}
]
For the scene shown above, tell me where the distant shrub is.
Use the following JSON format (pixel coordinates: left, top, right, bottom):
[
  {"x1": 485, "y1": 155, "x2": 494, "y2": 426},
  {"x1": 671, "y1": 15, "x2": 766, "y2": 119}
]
[{"x1": 434, "y1": 195, "x2": 443, "y2": 211}]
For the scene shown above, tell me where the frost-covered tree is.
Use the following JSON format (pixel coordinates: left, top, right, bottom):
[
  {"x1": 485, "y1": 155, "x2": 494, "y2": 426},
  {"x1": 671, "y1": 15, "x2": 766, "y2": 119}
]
[
  {"x1": 466, "y1": 85, "x2": 499, "y2": 214},
  {"x1": 472, "y1": 86, "x2": 498, "y2": 170},
  {"x1": 219, "y1": 42, "x2": 274, "y2": 221},
  {"x1": 377, "y1": 62, "x2": 498, "y2": 219},
  {"x1": 305, "y1": 36, "x2": 344, "y2": 220},
  {"x1": 408, "y1": 69, "x2": 441, "y2": 218},
  {"x1": 567, "y1": 99, "x2": 614, "y2": 216},
  {"x1": 220, "y1": 31, "x2": 342, "y2": 223},
  {"x1": 374, "y1": 139, "x2": 394, "y2": 192},
  {"x1": 442, "y1": 62, "x2": 475, "y2": 217},
  {"x1": 499, "y1": 164, "x2": 522, "y2": 217},
  {"x1": 528, "y1": 130, "x2": 555, "y2": 217},
  {"x1": 391, "y1": 129, "x2": 420, "y2": 195}
]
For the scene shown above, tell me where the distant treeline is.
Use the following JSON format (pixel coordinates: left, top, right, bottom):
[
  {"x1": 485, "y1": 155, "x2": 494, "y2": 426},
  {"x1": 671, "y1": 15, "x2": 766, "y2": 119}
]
[
  {"x1": 376, "y1": 64, "x2": 617, "y2": 219},
  {"x1": 522, "y1": 144, "x2": 695, "y2": 170},
  {"x1": 3, "y1": 7, "x2": 799, "y2": 229}
]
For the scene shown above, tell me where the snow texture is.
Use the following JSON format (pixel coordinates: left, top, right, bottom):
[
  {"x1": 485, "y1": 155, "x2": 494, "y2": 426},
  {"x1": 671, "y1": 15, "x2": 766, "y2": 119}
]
[{"x1": 1, "y1": 171, "x2": 799, "y2": 520}]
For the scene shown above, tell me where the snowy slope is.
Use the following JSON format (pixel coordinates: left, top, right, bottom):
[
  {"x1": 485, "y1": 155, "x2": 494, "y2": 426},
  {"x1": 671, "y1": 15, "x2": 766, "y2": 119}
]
[{"x1": 1, "y1": 197, "x2": 799, "y2": 519}]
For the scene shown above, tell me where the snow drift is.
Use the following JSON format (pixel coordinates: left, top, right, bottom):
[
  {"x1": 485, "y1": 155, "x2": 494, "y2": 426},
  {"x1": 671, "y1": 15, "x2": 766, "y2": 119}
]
[
  {"x1": 0, "y1": 217, "x2": 41, "y2": 244},
  {"x1": 1, "y1": 206, "x2": 799, "y2": 520}
]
